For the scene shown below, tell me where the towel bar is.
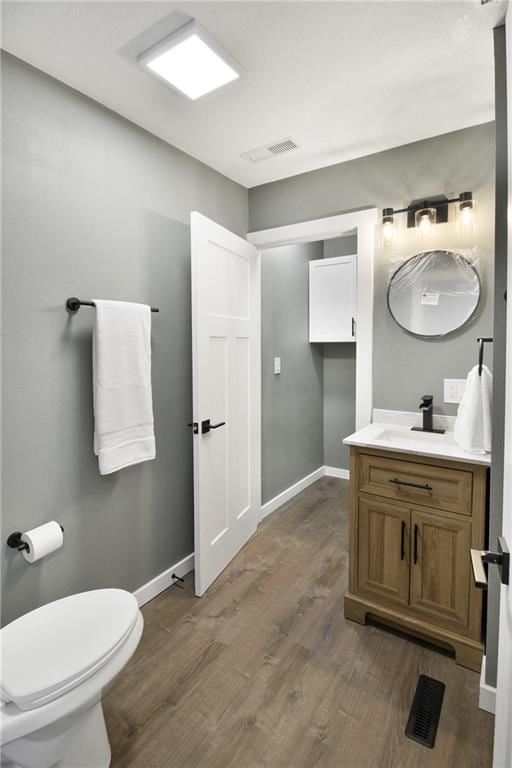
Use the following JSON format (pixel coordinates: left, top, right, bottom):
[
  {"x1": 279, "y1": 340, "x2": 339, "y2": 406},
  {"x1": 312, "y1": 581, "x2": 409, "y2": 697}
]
[
  {"x1": 66, "y1": 297, "x2": 159, "y2": 313},
  {"x1": 477, "y1": 337, "x2": 493, "y2": 376}
]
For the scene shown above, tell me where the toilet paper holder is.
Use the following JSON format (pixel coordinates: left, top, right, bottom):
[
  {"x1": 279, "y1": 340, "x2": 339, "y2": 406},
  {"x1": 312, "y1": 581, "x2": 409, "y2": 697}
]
[{"x1": 7, "y1": 526, "x2": 64, "y2": 553}]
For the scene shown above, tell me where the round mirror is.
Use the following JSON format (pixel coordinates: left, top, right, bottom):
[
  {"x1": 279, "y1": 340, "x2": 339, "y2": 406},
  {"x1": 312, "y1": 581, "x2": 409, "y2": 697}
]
[{"x1": 387, "y1": 249, "x2": 480, "y2": 337}]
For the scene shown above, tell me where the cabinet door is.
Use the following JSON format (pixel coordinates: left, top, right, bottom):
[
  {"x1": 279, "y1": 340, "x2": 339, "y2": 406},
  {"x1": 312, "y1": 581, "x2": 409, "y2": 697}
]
[
  {"x1": 309, "y1": 255, "x2": 356, "y2": 342},
  {"x1": 409, "y1": 508, "x2": 471, "y2": 631},
  {"x1": 357, "y1": 497, "x2": 410, "y2": 606}
]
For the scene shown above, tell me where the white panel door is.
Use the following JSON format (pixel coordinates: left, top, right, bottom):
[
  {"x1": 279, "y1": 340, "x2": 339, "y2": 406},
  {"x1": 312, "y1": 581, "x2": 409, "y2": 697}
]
[
  {"x1": 309, "y1": 255, "x2": 357, "y2": 342},
  {"x1": 494, "y1": 9, "x2": 512, "y2": 766},
  {"x1": 191, "y1": 212, "x2": 260, "y2": 596}
]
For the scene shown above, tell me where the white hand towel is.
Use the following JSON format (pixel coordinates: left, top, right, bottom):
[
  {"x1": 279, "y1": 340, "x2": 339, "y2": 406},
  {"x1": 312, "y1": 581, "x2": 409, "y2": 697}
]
[
  {"x1": 454, "y1": 364, "x2": 492, "y2": 454},
  {"x1": 93, "y1": 300, "x2": 155, "y2": 475}
]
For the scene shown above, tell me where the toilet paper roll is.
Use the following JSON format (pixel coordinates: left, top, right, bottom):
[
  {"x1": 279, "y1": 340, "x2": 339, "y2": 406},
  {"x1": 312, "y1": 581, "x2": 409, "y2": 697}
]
[{"x1": 21, "y1": 521, "x2": 64, "y2": 563}]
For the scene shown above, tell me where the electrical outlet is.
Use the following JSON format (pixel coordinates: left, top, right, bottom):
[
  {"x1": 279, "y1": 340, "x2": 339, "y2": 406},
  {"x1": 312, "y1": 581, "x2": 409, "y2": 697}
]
[
  {"x1": 444, "y1": 378, "x2": 466, "y2": 404},
  {"x1": 274, "y1": 357, "x2": 281, "y2": 375}
]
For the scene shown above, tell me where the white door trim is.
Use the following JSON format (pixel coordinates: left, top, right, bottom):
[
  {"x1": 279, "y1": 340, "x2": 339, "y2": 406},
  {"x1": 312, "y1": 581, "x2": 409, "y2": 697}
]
[
  {"x1": 493, "y1": 9, "x2": 512, "y2": 765},
  {"x1": 248, "y1": 208, "x2": 377, "y2": 430},
  {"x1": 479, "y1": 656, "x2": 497, "y2": 715}
]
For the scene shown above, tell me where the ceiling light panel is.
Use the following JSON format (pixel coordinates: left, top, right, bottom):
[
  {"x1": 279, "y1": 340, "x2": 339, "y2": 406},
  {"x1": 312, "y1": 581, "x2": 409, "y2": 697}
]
[{"x1": 138, "y1": 20, "x2": 242, "y2": 100}]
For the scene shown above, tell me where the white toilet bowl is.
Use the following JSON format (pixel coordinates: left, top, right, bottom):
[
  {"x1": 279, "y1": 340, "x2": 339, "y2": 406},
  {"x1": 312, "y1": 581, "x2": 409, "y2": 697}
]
[{"x1": 0, "y1": 589, "x2": 143, "y2": 768}]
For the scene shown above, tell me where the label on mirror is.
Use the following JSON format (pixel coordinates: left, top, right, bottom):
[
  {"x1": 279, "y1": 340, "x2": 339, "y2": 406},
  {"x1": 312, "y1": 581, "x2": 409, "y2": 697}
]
[{"x1": 421, "y1": 291, "x2": 440, "y2": 306}]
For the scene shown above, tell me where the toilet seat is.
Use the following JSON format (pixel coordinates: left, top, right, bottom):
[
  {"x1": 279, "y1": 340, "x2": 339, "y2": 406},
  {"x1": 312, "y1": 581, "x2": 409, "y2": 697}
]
[
  {"x1": 0, "y1": 609, "x2": 143, "y2": 752},
  {"x1": 1, "y1": 589, "x2": 139, "y2": 711}
]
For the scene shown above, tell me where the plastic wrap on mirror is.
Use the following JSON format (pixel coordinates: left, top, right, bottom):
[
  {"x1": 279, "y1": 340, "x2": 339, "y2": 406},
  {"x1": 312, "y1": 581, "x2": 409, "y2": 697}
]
[{"x1": 387, "y1": 249, "x2": 480, "y2": 337}]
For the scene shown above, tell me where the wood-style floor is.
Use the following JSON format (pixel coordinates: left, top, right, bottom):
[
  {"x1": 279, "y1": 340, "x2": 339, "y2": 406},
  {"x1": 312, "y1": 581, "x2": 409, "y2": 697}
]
[{"x1": 104, "y1": 477, "x2": 494, "y2": 768}]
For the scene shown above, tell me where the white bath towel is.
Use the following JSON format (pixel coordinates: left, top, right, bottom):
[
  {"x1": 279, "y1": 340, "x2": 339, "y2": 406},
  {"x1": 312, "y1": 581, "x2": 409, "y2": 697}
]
[
  {"x1": 454, "y1": 364, "x2": 492, "y2": 454},
  {"x1": 92, "y1": 300, "x2": 155, "y2": 474}
]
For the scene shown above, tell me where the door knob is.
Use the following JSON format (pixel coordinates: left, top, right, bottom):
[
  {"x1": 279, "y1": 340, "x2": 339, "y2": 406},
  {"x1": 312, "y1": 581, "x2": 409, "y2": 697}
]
[
  {"x1": 470, "y1": 536, "x2": 510, "y2": 589},
  {"x1": 201, "y1": 419, "x2": 226, "y2": 434}
]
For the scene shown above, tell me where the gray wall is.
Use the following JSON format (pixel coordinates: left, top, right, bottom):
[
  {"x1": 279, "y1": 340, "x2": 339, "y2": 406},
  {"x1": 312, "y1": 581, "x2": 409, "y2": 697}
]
[
  {"x1": 250, "y1": 123, "x2": 496, "y2": 417},
  {"x1": 486, "y1": 25, "x2": 508, "y2": 689},
  {"x1": 323, "y1": 234, "x2": 357, "y2": 260},
  {"x1": 322, "y1": 235, "x2": 357, "y2": 470},
  {"x1": 1, "y1": 53, "x2": 248, "y2": 625},
  {"x1": 262, "y1": 235, "x2": 356, "y2": 483},
  {"x1": 323, "y1": 346, "x2": 355, "y2": 470},
  {"x1": 261, "y1": 242, "x2": 324, "y2": 504}
]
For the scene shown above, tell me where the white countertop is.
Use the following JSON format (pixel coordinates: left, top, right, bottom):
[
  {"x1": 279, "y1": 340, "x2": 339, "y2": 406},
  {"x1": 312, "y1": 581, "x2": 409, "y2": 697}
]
[{"x1": 343, "y1": 422, "x2": 491, "y2": 466}]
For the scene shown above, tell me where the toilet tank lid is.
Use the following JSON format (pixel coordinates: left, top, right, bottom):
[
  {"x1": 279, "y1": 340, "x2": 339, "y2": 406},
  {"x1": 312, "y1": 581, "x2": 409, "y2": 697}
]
[{"x1": 0, "y1": 589, "x2": 139, "y2": 710}]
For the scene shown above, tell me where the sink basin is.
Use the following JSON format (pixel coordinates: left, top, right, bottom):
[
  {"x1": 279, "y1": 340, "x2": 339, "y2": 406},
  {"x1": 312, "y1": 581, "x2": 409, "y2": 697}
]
[{"x1": 372, "y1": 427, "x2": 456, "y2": 447}]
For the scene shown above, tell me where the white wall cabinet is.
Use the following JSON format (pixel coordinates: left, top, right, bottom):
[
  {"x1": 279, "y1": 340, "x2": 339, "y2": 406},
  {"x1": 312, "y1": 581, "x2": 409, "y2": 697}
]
[{"x1": 309, "y1": 254, "x2": 357, "y2": 342}]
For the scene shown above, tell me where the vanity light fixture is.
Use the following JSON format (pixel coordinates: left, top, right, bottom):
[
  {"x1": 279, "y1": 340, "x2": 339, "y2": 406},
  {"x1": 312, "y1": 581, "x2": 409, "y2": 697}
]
[
  {"x1": 137, "y1": 20, "x2": 242, "y2": 100},
  {"x1": 381, "y1": 192, "x2": 474, "y2": 247}
]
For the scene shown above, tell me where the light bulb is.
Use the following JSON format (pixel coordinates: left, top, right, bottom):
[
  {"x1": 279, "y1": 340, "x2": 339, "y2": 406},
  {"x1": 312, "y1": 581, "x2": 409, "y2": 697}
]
[
  {"x1": 460, "y1": 205, "x2": 474, "y2": 233},
  {"x1": 415, "y1": 206, "x2": 436, "y2": 239},
  {"x1": 382, "y1": 208, "x2": 394, "y2": 248},
  {"x1": 458, "y1": 192, "x2": 475, "y2": 235},
  {"x1": 419, "y1": 213, "x2": 432, "y2": 235},
  {"x1": 382, "y1": 219, "x2": 393, "y2": 247}
]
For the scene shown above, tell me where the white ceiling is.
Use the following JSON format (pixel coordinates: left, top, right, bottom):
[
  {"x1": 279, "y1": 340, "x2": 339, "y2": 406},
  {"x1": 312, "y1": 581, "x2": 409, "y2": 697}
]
[{"x1": 1, "y1": 0, "x2": 506, "y2": 188}]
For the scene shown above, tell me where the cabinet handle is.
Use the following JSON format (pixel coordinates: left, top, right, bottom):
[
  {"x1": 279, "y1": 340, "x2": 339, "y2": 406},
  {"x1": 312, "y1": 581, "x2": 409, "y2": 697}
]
[
  {"x1": 351, "y1": 317, "x2": 356, "y2": 337},
  {"x1": 401, "y1": 521, "x2": 406, "y2": 561},
  {"x1": 389, "y1": 478, "x2": 433, "y2": 492},
  {"x1": 413, "y1": 524, "x2": 419, "y2": 564}
]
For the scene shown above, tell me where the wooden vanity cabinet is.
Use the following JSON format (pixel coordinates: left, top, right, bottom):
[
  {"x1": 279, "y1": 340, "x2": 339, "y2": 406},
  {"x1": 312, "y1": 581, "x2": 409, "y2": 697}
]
[{"x1": 344, "y1": 447, "x2": 488, "y2": 671}]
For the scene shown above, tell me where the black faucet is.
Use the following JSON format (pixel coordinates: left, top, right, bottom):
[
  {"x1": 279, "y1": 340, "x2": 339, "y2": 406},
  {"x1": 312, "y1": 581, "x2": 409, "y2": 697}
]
[{"x1": 411, "y1": 395, "x2": 445, "y2": 434}]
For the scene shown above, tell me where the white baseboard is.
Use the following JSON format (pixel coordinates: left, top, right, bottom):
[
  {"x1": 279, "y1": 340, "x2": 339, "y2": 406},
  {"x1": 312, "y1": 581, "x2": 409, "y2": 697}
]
[
  {"x1": 261, "y1": 466, "x2": 325, "y2": 519},
  {"x1": 134, "y1": 552, "x2": 195, "y2": 607},
  {"x1": 479, "y1": 656, "x2": 496, "y2": 715},
  {"x1": 324, "y1": 466, "x2": 350, "y2": 480},
  {"x1": 261, "y1": 465, "x2": 350, "y2": 520}
]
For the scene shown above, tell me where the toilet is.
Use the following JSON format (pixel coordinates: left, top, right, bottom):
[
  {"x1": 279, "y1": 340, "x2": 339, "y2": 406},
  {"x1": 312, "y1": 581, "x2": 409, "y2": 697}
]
[{"x1": 0, "y1": 589, "x2": 143, "y2": 768}]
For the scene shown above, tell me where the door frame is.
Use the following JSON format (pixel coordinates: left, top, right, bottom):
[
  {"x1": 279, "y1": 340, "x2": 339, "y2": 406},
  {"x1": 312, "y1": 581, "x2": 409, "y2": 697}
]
[
  {"x1": 493, "y1": 9, "x2": 512, "y2": 766},
  {"x1": 248, "y1": 208, "x2": 377, "y2": 432}
]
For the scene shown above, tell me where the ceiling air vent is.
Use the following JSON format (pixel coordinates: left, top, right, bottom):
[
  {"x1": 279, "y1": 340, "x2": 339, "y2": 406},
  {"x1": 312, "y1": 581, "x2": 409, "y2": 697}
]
[
  {"x1": 268, "y1": 138, "x2": 298, "y2": 155},
  {"x1": 241, "y1": 137, "x2": 299, "y2": 164}
]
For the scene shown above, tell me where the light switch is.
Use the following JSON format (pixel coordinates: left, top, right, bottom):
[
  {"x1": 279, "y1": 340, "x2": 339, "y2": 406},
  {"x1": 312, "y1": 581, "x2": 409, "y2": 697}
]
[
  {"x1": 444, "y1": 379, "x2": 466, "y2": 404},
  {"x1": 274, "y1": 357, "x2": 281, "y2": 375}
]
